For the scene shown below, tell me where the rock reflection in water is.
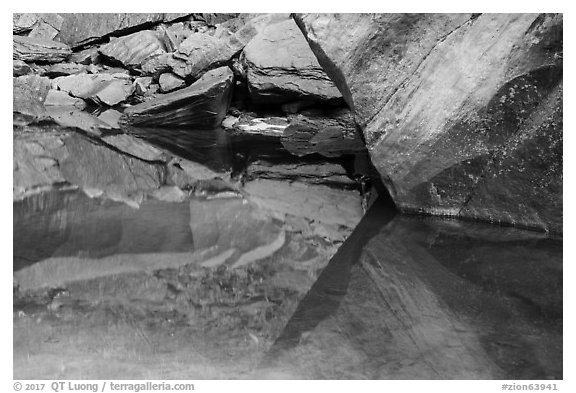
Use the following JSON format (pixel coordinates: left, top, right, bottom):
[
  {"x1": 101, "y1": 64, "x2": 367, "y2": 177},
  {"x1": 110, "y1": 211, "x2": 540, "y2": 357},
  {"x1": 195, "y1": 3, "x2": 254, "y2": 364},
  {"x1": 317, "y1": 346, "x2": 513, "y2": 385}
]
[
  {"x1": 13, "y1": 190, "x2": 562, "y2": 379},
  {"x1": 260, "y1": 198, "x2": 562, "y2": 379}
]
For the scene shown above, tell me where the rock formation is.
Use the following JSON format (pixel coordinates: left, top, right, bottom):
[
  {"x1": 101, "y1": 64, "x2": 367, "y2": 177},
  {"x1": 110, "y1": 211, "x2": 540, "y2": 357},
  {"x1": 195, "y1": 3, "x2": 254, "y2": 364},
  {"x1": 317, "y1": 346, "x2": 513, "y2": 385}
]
[
  {"x1": 120, "y1": 66, "x2": 234, "y2": 128},
  {"x1": 242, "y1": 19, "x2": 342, "y2": 105},
  {"x1": 294, "y1": 13, "x2": 563, "y2": 233}
]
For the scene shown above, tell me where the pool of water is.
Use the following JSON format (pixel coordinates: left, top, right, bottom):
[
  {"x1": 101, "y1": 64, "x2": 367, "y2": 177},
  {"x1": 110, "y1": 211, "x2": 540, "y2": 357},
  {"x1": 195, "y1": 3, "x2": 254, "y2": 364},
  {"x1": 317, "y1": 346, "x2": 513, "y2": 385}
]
[
  {"x1": 13, "y1": 189, "x2": 562, "y2": 379},
  {"x1": 13, "y1": 125, "x2": 562, "y2": 379}
]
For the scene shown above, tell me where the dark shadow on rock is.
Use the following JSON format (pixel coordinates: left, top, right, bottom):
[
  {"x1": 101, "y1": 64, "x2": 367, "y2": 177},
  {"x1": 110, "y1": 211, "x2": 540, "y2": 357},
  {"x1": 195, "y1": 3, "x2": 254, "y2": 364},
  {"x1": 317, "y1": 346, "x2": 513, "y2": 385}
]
[{"x1": 259, "y1": 196, "x2": 397, "y2": 366}]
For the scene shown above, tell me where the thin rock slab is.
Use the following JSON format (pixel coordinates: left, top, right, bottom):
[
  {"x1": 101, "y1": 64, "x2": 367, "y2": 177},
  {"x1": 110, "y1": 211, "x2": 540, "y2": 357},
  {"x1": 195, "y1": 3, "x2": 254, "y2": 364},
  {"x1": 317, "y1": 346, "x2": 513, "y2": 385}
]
[
  {"x1": 53, "y1": 73, "x2": 134, "y2": 106},
  {"x1": 120, "y1": 66, "x2": 234, "y2": 128},
  {"x1": 13, "y1": 35, "x2": 71, "y2": 63},
  {"x1": 43, "y1": 89, "x2": 87, "y2": 108},
  {"x1": 44, "y1": 63, "x2": 88, "y2": 77}
]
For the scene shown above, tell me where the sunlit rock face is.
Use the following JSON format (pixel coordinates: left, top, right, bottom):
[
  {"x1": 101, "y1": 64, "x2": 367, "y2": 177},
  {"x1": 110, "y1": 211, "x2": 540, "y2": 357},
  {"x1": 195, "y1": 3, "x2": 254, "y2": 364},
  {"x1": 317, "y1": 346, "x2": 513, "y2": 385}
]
[{"x1": 294, "y1": 13, "x2": 563, "y2": 233}]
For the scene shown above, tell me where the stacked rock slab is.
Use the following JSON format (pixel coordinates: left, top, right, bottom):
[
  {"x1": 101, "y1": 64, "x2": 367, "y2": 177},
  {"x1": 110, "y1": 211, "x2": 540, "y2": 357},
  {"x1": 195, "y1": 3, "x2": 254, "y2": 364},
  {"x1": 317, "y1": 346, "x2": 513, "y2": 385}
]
[
  {"x1": 242, "y1": 18, "x2": 342, "y2": 105},
  {"x1": 120, "y1": 66, "x2": 234, "y2": 128},
  {"x1": 13, "y1": 35, "x2": 71, "y2": 63},
  {"x1": 294, "y1": 13, "x2": 563, "y2": 233}
]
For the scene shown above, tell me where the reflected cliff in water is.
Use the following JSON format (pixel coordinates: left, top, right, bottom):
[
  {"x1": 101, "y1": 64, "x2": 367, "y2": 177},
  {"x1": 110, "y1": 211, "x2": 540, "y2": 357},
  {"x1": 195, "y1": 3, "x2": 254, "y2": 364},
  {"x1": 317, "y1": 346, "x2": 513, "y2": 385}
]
[
  {"x1": 13, "y1": 189, "x2": 562, "y2": 379},
  {"x1": 259, "y1": 197, "x2": 562, "y2": 379}
]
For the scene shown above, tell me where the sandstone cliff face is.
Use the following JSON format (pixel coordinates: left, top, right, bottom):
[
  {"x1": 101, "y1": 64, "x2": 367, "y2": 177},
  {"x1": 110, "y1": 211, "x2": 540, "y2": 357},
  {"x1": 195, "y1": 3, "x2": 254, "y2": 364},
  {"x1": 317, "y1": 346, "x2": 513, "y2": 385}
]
[{"x1": 294, "y1": 13, "x2": 563, "y2": 232}]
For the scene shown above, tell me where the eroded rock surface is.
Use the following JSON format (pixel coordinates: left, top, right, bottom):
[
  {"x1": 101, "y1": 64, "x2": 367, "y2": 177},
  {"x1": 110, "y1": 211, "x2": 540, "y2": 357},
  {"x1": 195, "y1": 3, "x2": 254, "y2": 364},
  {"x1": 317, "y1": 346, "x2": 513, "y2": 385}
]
[{"x1": 294, "y1": 13, "x2": 563, "y2": 232}]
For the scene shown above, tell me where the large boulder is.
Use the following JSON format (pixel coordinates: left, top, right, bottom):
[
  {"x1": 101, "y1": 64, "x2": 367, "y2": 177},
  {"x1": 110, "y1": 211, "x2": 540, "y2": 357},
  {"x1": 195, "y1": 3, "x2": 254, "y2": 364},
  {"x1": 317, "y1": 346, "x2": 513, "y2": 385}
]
[
  {"x1": 13, "y1": 35, "x2": 71, "y2": 63},
  {"x1": 242, "y1": 18, "x2": 342, "y2": 105},
  {"x1": 294, "y1": 13, "x2": 563, "y2": 232},
  {"x1": 120, "y1": 66, "x2": 234, "y2": 128}
]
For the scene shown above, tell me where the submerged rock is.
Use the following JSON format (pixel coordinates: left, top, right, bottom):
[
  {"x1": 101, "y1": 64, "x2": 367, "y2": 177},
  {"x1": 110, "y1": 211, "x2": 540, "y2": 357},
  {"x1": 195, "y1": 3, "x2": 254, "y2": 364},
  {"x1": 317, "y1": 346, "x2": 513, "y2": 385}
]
[
  {"x1": 189, "y1": 198, "x2": 285, "y2": 268},
  {"x1": 247, "y1": 161, "x2": 356, "y2": 188},
  {"x1": 244, "y1": 179, "x2": 363, "y2": 228},
  {"x1": 295, "y1": 13, "x2": 563, "y2": 232},
  {"x1": 282, "y1": 108, "x2": 365, "y2": 157},
  {"x1": 13, "y1": 35, "x2": 71, "y2": 63},
  {"x1": 14, "y1": 131, "x2": 165, "y2": 203},
  {"x1": 120, "y1": 66, "x2": 234, "y2": 128},
  {"x1": 242, "y1": 19, "x2": 342, "y2": 105}
]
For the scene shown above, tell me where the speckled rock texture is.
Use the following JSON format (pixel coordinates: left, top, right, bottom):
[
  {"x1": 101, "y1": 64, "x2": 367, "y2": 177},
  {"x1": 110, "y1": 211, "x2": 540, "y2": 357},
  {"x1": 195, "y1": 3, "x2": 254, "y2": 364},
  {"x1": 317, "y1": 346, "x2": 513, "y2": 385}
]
[
  {"x1": 294, "y1": 13, "x2": 563, "y2": 232},
  {"x1": 243, "y1": 18, "x2": 342, "y2": 105}
]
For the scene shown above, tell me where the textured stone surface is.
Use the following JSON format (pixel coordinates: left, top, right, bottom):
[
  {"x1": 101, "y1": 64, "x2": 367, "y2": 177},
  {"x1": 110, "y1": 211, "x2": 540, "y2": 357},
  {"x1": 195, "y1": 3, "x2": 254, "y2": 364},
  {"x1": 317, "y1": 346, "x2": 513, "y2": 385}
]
[
  {"x1": 44, "y1": 63, "x2": 88, "y2": 77},
  {"x1": 99, "y1": 30, "x2": 166, "y2": 70},
  {"x1": 43, "y1": 89, "x2": 87, "y2": 108},
  {"x1": 244, "y1": 179, "x2": 363, "y2": 228},
  {"x1": 158, "y1": 72, "x2": 186, "y2": 93},
  {"x1": 53, "y1": 73, "x2": 134, "y2": 106},
  {"x1": 14, "y1": 14, "x2": 64, "y2": 36},
  {"x1": 13, "y1": 60, "x2": 32, "y2": 77},
  {"x1": 13, "y1": 35, "x2": 71, "y2": 63},
  {"x1": 141, "y1": 14, "x2": 287, "y2": 80},
  {"x1": 14, "y1": 131, "x2": 165, "y2": 202},
  {"x1": 120, "y1": 66, "x2": 234, "y2": 128},
  {"x1": 295, "y1": 13, "x2": 563, "y2": 232},
  {"x1": 13, "y1": 75, "x2": 52, "y2": 119},
  {"x1": 55, "y1": 13, "x2": 176, "y2": 47},
  {"x1": 243, "y1": 19, "x2": 341, "y2": 104},
  {"x1": 247, "y1": 161, "x2": 356, "y2": 188}
]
